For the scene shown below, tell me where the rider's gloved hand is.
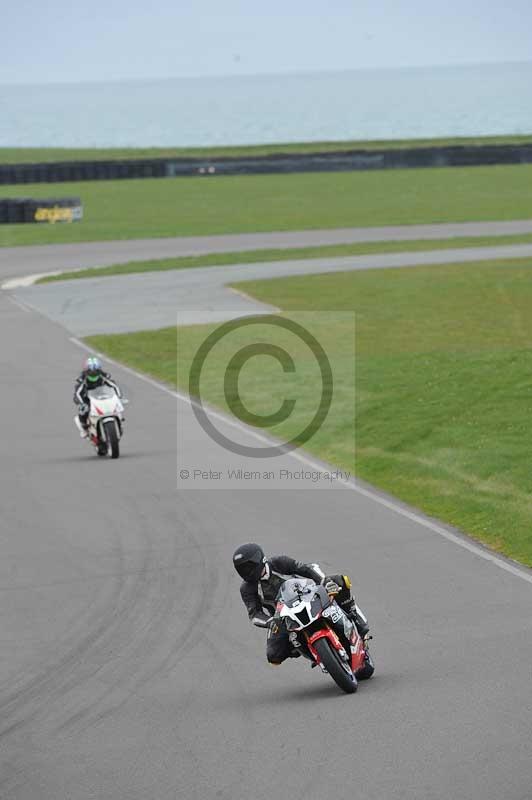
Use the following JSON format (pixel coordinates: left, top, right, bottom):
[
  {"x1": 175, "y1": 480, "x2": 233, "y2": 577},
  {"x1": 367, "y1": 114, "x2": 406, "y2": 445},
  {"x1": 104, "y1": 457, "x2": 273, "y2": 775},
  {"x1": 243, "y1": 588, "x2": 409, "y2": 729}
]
[
  {"x1": 324, "y1": 578, "x2": 341, "y2": 595},
  {"x1": 79, "y1": 403, "x2": 89, "y2": 415}
]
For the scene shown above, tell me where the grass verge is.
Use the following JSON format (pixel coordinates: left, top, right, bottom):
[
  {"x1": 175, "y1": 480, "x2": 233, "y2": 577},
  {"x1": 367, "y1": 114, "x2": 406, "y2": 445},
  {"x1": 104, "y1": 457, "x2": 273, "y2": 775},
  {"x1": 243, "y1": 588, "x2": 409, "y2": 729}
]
[
  {"x1": 2, "y1": 134, "x2": 532, "y2": 163},
  {"x1": 2, "y1": 164, "x2": 532, "y2": 248},
  {"x1": 37, "y1": 233, "x2": 532, "y2": 283},
  {"x1": 87, "y1": 257, "x2": 532, "y2": 567}
]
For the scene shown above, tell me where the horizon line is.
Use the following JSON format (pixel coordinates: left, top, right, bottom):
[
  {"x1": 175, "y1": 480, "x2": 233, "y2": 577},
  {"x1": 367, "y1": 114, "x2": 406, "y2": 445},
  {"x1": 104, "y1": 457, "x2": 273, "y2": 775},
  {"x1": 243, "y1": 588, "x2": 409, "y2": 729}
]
[{"x1": 1, "y1": 59, "x2": 531, "y2": 90}]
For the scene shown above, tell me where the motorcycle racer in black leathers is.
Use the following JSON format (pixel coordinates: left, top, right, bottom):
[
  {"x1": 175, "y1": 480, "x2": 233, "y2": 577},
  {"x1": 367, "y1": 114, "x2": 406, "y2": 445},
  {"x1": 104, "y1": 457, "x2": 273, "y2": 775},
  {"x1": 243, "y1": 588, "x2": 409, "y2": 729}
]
[
  {"x1": 74, "y1": 356, "x2": 122, "y2": 437},
  {"x1": 232, "y1": 543, "x2": 370, "y2": 665}
]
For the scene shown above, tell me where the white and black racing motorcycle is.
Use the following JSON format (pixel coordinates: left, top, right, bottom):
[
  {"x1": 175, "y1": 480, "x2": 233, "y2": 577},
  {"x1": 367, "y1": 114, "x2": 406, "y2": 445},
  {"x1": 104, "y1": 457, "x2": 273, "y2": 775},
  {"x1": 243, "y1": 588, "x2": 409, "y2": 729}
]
[{"x1": 75, "y1": 386, "x2": 126, "y2": 459}]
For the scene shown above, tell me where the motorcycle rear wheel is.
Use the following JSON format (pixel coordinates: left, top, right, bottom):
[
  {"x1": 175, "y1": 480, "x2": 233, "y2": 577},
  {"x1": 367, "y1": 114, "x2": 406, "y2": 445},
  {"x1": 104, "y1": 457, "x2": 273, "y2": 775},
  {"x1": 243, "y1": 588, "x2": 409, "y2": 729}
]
[{"x1": 314, "y1": 637, "x2": 357, "y2": 694}]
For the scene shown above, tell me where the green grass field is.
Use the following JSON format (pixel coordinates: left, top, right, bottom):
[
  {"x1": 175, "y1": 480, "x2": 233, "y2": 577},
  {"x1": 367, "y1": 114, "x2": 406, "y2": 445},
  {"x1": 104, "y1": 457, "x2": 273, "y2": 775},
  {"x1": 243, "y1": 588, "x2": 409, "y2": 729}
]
[
  {"x1": 2, "y1": 163, "x2": 532, "y2": 248},
  {"x1": 87, "y1": 257, "x2": 532, "y2": 567},
  {"x1": 37, "y1": 233, "x2": 532, "y2": 283},
  {"x1": 2, "y1": 134, "x2": 531, "y2": 163}
]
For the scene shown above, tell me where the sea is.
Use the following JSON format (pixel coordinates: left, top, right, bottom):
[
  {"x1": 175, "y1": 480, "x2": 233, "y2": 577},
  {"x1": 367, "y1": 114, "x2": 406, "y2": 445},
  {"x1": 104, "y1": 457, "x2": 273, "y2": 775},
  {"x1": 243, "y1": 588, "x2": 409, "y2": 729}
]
[{"x1": 1, "y1": 62, "x2": 532, "y2": 149}]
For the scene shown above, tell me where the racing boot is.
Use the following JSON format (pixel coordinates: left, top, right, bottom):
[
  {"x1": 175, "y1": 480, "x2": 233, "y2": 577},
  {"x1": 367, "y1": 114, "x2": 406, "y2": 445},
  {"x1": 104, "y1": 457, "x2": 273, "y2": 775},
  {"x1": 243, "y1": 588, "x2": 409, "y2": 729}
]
[
  {"x1": 358, "y1": 634, "x2": 375, "y2": 680},
  {"x1": 74, "y1": 415, "x2": 89, "y2": 439}
]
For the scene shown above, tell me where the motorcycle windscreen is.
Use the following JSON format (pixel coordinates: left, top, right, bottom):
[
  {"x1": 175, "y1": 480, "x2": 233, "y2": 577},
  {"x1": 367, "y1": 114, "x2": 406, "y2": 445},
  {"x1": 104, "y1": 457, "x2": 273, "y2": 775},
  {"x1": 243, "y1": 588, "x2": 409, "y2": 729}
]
[
  {"x1": 87, "y1": 387, "x2": 116, "y2": 400},
  {"x1": 279, "y1": 578, "x2": 314, "y2": 605}
]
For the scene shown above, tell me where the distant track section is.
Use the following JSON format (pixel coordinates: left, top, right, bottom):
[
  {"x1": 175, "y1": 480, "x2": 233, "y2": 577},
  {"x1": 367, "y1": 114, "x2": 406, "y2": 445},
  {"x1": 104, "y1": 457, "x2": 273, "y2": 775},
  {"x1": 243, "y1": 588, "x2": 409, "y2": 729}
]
[{"x1": 2, "y1": 143, "x2": 532, "y2": 184}]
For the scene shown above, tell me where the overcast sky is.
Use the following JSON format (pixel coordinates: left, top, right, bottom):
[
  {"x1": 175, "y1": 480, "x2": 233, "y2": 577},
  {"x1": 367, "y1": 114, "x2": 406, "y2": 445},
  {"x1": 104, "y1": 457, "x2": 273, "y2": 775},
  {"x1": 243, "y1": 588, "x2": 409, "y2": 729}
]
[{"x1": 2, "y1": 0, "x2": 531, "y2": 85}]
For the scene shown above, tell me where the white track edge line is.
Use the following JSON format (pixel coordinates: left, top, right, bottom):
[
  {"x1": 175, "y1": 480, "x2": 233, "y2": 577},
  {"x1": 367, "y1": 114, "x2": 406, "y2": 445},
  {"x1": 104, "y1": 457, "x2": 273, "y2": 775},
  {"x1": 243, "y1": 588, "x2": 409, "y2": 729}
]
[
  {"x1": 69, "y1": 335, "x2": 532, "y2": 586},
  {"x1": 7, "y1": 296, "x2": 32, "y2": 312}
]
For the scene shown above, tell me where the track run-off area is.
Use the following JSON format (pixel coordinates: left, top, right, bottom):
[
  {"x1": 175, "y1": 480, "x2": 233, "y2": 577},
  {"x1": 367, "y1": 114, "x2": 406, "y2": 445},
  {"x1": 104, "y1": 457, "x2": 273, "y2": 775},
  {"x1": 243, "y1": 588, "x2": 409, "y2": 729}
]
[{"x1": 1, "y1": 223, "x2": 531, "y2": 800}]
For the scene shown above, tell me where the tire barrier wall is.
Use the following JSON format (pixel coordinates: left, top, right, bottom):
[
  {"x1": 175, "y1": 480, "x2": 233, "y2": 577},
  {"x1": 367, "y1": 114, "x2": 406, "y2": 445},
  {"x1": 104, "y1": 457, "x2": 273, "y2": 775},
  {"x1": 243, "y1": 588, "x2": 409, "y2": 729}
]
[
  {"x1": 1, "y1": 144, "x2": 532, "y2": 185},
  {"x1": 0, "y1": 197, "x2": 83, "y2": 224}
]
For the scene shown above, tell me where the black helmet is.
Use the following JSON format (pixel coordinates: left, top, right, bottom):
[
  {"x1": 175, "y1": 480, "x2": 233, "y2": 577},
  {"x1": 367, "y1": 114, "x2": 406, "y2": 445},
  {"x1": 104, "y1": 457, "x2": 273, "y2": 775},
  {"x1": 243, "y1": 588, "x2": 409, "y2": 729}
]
[{"x1": 233, "y1": 543, "x2": 265, "y2": 582}]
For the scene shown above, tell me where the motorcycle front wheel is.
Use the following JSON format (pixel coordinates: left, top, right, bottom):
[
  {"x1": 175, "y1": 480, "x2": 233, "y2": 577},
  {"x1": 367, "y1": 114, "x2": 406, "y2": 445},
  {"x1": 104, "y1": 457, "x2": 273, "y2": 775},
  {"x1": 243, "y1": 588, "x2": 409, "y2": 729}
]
[
  {"x1": 313, "y1": 637, "x2": 357, "y2": 694},
  {"x1": 103, "y1": 419, "x2": 120, "y2": 459}
]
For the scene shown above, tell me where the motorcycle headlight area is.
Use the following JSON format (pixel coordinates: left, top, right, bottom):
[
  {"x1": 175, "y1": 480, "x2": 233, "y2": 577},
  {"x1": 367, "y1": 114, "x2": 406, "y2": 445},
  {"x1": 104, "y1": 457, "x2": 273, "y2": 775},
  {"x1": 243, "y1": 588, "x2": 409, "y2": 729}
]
[
  {"x1": 284, "y1": 616, "x2": 303, "y2": 632},
  {"x1": 280, "y1": 596, "x2": 323, "y2": 630}
]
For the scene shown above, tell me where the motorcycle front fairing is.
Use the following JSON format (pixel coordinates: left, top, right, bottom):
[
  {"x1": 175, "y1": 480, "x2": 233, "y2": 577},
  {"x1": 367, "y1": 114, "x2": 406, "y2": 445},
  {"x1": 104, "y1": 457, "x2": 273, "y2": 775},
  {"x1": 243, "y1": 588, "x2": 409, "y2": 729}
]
[
  {"x1": 276, "y1": 578, "x2": 362, "y2": 671},
  {"x1": 87, "y1": 387, "x2": 124, "y2": 438},
  {"x1": 277, "y1": 579, "x2": 331, "y2": 631},
  {"x1": 87, "y1": 386, "x2": 123, "y2": 411}
]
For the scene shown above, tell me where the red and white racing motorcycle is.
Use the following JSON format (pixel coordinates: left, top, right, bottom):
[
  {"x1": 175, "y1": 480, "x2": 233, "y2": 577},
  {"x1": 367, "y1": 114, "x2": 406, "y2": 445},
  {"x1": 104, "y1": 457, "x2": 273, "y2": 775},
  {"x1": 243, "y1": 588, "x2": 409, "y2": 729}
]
[
  {"x1": 75, "y1": 386, "x2": 126, "y2": 459},
  {"x1": 256, "y1": 577, "x2": 374, "y2": 694}
]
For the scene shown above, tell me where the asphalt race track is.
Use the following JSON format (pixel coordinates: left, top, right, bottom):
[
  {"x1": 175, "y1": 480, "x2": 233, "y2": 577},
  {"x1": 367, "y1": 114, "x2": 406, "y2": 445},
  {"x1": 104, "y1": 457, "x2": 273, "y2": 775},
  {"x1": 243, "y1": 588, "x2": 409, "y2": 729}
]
[
  {"x1": 3, "y1": 218, "x2": 532, "y2": 282},
  {"x1": 11, "y1": 242, "x2": 532, "y2": 334},
  {"x1": 1, "y1": 226, "x2": 532, "y2": 800}
]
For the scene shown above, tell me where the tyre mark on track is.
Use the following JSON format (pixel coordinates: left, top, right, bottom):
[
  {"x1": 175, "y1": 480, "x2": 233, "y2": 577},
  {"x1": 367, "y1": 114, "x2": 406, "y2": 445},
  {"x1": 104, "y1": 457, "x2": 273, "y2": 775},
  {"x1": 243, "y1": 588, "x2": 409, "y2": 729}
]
[{"x1": 1, "y1": 501, "x2": 220, "y2": 756}]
